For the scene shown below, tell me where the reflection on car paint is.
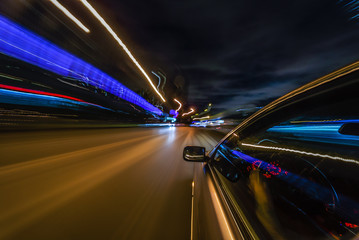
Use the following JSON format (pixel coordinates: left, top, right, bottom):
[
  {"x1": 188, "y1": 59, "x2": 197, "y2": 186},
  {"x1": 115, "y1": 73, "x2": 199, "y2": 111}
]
[
  {"x1": 267, "y1": 121, "x2": 359, "y2": 146},
  {"x1": 241, "y1": 143, "x2": 358, "y2": 165}
]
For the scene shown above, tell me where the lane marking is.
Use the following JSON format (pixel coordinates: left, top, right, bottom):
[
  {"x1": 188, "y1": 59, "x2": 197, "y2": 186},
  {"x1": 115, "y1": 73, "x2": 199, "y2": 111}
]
[{"x1": 191, "y1": 180, "x2": 194, "y2": 240}]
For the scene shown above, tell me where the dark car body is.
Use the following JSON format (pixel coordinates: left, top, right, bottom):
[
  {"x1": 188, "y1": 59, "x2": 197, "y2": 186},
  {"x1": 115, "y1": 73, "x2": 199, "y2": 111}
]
[{"x1": 185, "y1": 62, "x2": 359, "y2": 240}]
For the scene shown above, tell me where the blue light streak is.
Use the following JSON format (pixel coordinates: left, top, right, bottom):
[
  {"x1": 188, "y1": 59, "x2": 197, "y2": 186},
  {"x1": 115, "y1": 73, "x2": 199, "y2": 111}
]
[
  {"x1": 267, "y1": 121, "x2": 359, "y2": 146},
  {"x1": 0, "y1": 88, "x2": 112, "y2": 111},
  {"x1": 344, "y1": 0, "x2": 357, "y2": 7},
  {"x1": 339, "y1": 0, "x2": 359, "y2": 21},
  {"x1": 0, "y1": 15, "x2": 162, "y2": 115},
  {"x1": 166, "y1": 117, "x2": 177, "y2": 122}
]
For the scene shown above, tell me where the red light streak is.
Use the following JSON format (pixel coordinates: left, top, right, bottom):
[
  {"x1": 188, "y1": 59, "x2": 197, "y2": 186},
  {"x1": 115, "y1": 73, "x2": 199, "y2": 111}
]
[
  {"x1": 0, "y1": 83, "x2": 107, "y2": 109},
  {"x1": 0, "y1": 84, "x2": 86, "y2": 102}
]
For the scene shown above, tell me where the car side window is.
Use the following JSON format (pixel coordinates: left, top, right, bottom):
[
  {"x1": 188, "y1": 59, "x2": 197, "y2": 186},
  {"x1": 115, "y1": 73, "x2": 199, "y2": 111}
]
[{"x1": 212, "y1": 97, "x2": 359, "y2": 240}]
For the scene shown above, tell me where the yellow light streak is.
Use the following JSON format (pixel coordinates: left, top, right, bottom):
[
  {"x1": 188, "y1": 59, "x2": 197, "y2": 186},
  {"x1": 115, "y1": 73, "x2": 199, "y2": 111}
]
[
  {"x1": 182, "y1": 108, "x2": 195, "y2": 116},
  {"x1": 193, "y1": 116, "x2": 210, "y2": 120},
  {"x1": 80, "y1": 0, "x2": 166, "y2": 102},
  {"x1": 174, "y1": 98, "x2": 182, "y2": 112},
  {"x1": 49, "y1": 0, "x2": 90, "y2": 33},
  {"x1": 290, "y1": 119, "x2": 343, "y2": 124}
]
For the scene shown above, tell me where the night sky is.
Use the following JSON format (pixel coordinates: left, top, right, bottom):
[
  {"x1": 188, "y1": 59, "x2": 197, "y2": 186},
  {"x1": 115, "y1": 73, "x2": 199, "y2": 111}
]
[
  {"x1": 95, "y1": 0, "x2": 359, "y2": 113},
  {"x1": 4, "y1": 0, "x2": 359, "y2": 114}
]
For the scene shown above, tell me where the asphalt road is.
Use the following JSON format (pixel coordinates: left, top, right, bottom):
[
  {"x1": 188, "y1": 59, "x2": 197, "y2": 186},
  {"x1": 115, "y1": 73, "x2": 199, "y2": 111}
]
[{"x1": 0, "y1": 127, "x2": 225, "y2": 240}]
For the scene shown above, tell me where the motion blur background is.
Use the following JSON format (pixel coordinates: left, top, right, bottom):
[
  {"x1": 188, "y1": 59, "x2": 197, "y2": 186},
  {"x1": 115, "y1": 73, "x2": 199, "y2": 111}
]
[
  {"x1": 1, "y1": 0, "x2": 359, "y2": 239},
  {"x1": 1, "y1": 0, "x2": 359, "y2": 128}
]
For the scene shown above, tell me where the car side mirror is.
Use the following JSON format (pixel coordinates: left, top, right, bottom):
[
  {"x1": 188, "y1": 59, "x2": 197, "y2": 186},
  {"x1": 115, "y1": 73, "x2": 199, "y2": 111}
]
[
  {"x1": 183, "y1": 146, "x2": 206, "y2": 162},
  {"x1": 339, "y1": 123, "x2": 359, "y2": 136}
]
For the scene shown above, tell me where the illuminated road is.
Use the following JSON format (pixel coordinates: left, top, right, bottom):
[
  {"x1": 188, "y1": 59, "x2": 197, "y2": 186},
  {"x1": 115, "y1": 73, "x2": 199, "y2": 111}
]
[{"x1": 0, "y1": 127, "x2": 225, "y2": 240}]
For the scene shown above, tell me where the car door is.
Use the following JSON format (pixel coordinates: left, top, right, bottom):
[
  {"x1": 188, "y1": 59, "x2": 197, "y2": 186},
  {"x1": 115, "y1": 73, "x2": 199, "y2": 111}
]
[{"x1": 208, "y1": 72, "x2": 359, "y2": 239}]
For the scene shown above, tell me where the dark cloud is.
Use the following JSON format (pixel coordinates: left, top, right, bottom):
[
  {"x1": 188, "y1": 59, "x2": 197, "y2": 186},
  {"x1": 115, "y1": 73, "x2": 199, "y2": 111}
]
[{"x1": 102, "y1": 0, "x2": 359, "y2": 112}]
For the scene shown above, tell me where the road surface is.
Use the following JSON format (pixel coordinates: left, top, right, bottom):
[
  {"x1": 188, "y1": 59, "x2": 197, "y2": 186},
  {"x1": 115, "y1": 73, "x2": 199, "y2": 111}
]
[{"x1": 0, "y1": 127, "x2": 225, "y2": 240}]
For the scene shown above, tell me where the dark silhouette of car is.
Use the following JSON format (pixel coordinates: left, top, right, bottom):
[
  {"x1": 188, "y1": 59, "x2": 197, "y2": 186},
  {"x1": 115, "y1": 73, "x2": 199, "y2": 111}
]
[{"x1": 184, "y1": 62, "x2": 359, "y2": 240}]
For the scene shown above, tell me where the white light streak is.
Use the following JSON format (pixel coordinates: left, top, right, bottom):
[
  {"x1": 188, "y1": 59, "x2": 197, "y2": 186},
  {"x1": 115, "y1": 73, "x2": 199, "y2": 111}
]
[
  {"x1": 242, "y1": 143, "x2": 359, "y2": 165},
  {"x1": 49, "y1": 0, "x2": 90, "y2": 33},
  {"x1": 190, "y1": 180, "x2": 195, "y2": 240},
  {"x1": 151, "y1": 71, "x2": 161, "y2": 90},
  {"x1": 80, "y1": 0, "x2": 166, "y2": 102},
  {"x1": 182, "y1": 108, "x2": 195, "y2": 116},
  {"x1": 158, "y1": 72, "x2": 167, "y2": 93},
  {"x1": 174, "y1": 98, "x2": 182, "y2": 112}
]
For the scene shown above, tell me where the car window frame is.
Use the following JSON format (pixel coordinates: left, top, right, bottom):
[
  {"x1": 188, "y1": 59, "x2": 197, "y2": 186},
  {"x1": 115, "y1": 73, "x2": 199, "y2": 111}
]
[{"x1": 205, "y1": 65, "x2": 359, "y2": 240}]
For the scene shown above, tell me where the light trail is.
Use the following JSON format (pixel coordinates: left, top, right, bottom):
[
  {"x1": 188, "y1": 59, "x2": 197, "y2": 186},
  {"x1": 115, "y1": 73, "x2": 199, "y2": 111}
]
[
  {"x1": 193, "y1": 116, "x2": 210, "y2": 120},
  {"x1": 158, "y1": 72, "x2": 167, "y2": 93},
  {"x1": 0, "y1": 15, "x2": 162, "y2": 115},
  {"x1": 182, "y1": 108, "x2": 195, "y2": 116},
  {"x1": 0, "y1": 86, "x2": 111, "y2": 110},
  {"x1": 0, "y1": 83, "x2": 85, "y2": 102},
  {"x1": 80, "y1": 0, "x2": 166, "y2": 102},
  {"x1": 242, "y1": 143, "x2": 359, "y2": 165},
  {"x1": 190, "y1": 180, "x2": 195, "y2": 240},
  {"x1": 174, "y1": 98, "x2": 182, "y2": 112},
  {"x1": 49, "y1": 0, "x2": 90, "y2": 33},
  {"x1": 151, "y1": 71, "x2": 161, "y2": 90}
]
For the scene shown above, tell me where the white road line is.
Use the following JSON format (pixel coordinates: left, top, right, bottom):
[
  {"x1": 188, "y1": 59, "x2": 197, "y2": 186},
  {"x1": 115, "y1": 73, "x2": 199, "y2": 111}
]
[{"x1": 191, "y1": 180, "x2": 195, "y2": 240}]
